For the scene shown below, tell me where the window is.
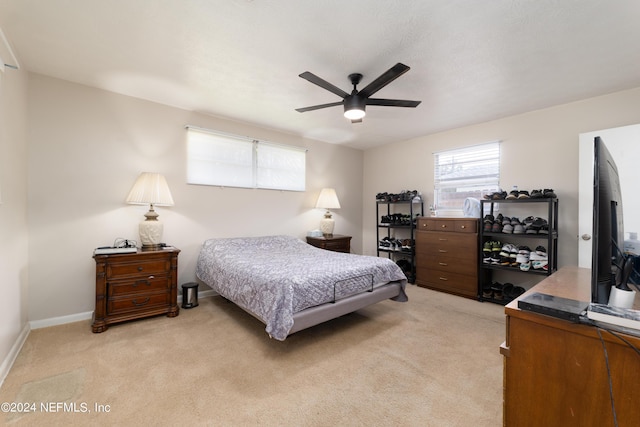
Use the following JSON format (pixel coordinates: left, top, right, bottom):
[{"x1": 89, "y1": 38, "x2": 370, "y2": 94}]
[
  {"x1": 186, "y1": 126, "x2": 306, "y2": 191},
  {"x1": 433, "y1": 141, "x2": 501, "y2": 212}
]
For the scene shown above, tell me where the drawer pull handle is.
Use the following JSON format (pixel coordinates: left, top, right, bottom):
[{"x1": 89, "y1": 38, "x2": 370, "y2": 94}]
[
  {"x1": 438, "y1": 249, "x2": 448, "y2": 253},
  {"x1": 441, "y1": 225, "x2": 446, "y2": 228},
  {"x1": 439, "y1": 262, "x2": 448, "y2": 266},
  {"x1": 461, "y1": 225, "x2": 466, "y2": 229},
  {"x1": 438, "y1": 238, "x2": 448, "y2": 241},
  {"x1": 148, "y1": 275, "x2": 155, "y2": 280},
  {"x1": 137, "y1": 267, "x2": 143, "y2": 272},
  {"x1": 439, "y1": 277, "x2": 448, "y2": 281},
  {"x1": 132, "y1": 298, "x2": 150, "y2": 307}
]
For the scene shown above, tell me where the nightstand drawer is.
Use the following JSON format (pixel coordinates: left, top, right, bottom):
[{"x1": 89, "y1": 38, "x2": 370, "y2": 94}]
[
  {"x1": 107, "y1": 292, "x2": 170, "y2": 315},
  {"x1": 107, "y1": 259, "x2": 170, "y2": 279},
  {"x1": 108, "y1": 276, "x2": 170, "y2": 297}
]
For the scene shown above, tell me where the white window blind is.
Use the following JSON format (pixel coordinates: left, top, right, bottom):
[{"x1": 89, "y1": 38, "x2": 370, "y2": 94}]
[
  {"x1": 434, "y1": 141, "x2": 501, "y2": 211},
  {"x1": 186, "y1": 126, "x2": 306, "y2": 191}
]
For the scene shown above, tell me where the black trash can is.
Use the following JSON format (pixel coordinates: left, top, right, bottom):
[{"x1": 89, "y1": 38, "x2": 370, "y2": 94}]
[{"x1": 181, "y1": 282, "x2": 199, "y2": 309}]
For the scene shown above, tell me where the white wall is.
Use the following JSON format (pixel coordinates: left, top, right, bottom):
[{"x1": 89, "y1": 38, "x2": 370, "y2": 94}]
[
  {"x1": 26, "y1": 73, "x2": 363, "y2": 322},
  {"x1": 363, "y1": 87, "x2": 640, "y2": 277},
  {"x1": 0, "y1": 65, "x2": 29, "y2": 380}
]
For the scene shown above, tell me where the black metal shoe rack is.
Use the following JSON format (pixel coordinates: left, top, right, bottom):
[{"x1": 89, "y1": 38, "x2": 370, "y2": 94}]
[
  {"x1": 479, "y1": 198, "x2": 559, "y2": 304},
  {"x1": 376, "y1": 200, "x2": 424, "y2": 283}
]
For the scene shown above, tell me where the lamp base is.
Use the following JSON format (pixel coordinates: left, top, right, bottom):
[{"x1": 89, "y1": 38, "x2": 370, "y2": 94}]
[
  {"x1": 319, "y1": 215, "x2": 335, "y2": 238},
  {"x1": 139, "y1": 218, "x2": 163, "y2": 249}
]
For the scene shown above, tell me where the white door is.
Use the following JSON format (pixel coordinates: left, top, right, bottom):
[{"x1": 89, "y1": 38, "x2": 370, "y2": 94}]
[{"x1": 578, "y1": 124, "x2": 640, "y2": 268}]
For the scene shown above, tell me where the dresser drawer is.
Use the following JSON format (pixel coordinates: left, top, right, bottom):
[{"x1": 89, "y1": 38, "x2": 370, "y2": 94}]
[
  {"x1": 416, "y1": 253, "x2": 477, "y2": 276},
  {"x1": 415, "y1": 268, "x2": 477, "y2": 297},
  {"x1": 106, "y1": 258, "x2": 170, "y2": 279},
  {"x1": 107, "y1": 292, "x2": 171, "y2": 315},
  {"x1": 417, "y1": 232, "x2": 477, "y2": 258},
  {"x1": 108, "y1": 276, "x2": 170, "y2": 297},
  {"x1": 417, "y1": 218, "x2": 477, "y2": 233}
]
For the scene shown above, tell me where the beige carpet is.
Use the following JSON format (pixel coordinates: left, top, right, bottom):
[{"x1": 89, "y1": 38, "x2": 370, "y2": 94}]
[{"x1": 0, "y1": 285, "x2": 505, "y2": 426}]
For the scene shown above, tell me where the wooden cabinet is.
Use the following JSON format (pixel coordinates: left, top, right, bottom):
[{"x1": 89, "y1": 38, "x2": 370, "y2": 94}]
[
  {"x1": 92, "y1": 248, "x2": 180, "y2": 333},
  {"x1": 306, "y1": 235, "x2": 351, "y2": 253},
  {"x1": 502, "y1": 267, "x2": 640, "y2": 426},
  {"x1": 415, "y1": 217, "x2": 479, "y2": 298}
]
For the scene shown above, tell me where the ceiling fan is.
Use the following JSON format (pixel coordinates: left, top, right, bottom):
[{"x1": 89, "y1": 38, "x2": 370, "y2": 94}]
[{"x1": 295, "y1": 63, "x2": 421, "y2": 123}]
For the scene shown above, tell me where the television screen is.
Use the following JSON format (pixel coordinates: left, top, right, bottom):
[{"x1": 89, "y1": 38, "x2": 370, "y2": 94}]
[{"x1": 591, "y1": 136, "x2": 627, "y2": 303}]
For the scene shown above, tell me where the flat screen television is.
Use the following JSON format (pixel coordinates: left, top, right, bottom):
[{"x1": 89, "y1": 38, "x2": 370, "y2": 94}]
[{"x1": 591, "y1": 136, "x2": 632, "y2": 303}]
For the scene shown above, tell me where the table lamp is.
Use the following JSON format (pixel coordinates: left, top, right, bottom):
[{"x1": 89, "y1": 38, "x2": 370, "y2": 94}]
[
  {"x1": 126, "y1": 172, "x2": 174, "y2": 249},
  {"x1": 316, "y1": 188, "x2": 341, "y2": 237}
]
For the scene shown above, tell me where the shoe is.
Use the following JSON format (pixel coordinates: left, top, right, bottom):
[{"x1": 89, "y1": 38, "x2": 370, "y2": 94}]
[
  {"x1": 499, "y1": 244, "x2": 514, "y2": 258},
  {"x1": 539, "y1": 224, "x2": 549, "y2": 234},
  {"x1": 502, "y1": 216, "x2": 511, "y2": 225},
  {"x1": 532, "y1": 259, "x2": 548, "y2": 270},
  {"x1": 513, "y1": 223, "x2": 525, "y2": 234},
  {"x1": 523, "y1": 216, "x2": 535, "y2": 226},
  {"x1": 491, "y1": 282, "x2": 504, "y2": 300},
  {"x1": 520, "y1": 261, "x2": 531, "y2": 272},
  {"x1": 483, "y1": 221, "x2": 493, "y2": 232},
  {"x1": 492, "y1": 222, "x2": 503, "y2": 233},
  {"x1": 502, "y1": 223, "x2": 514, "y2": 234},
  {"x1": 530, "y1": 189, "x2": 543, "y2": 198},
  {"x1": 482, "y1": 285, "x2": 493, "y2": 298},
  {"x1": 518, "y1": 191, "x2": 530, "y2": 199},
  {"x1": 535, "y1": 246, "x2": 547, "y2": 256},
  {"x1": 492, "y1": 191, "x2": 507, "y2": 200},
  {"x1": 483, "y1": 214, "x2": 494, "y2": 223},
  {"x1": 506, "y1": 190, "x2": 519, "y2": 199},
  {"x1": 543, "y1": 189, "x2": 557, "y2": 198}
]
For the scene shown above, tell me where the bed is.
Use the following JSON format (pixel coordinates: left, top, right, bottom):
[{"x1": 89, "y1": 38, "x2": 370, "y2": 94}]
[{"x1": 195, "y1": 235, "x2": 408, "y2": 340}]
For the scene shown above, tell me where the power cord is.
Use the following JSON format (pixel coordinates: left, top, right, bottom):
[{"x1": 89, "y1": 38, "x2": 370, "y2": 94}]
[
  {"x1": 596, "y1": 328, "x2": 619, "y2": 427},
  {"x1": 113, "y1": 238, "x2": 137, "y2": 248}
]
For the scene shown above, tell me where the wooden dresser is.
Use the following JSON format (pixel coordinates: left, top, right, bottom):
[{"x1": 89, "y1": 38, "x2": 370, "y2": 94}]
[
  {"x1": 502, "y1": 267, "x2": 640, "y2": 426},
  {"x1": 415, "y1": 217, "x2": 479, "y2": 299},
  {"x1": 92, "y1": 248, "x2": 180, "y2": 333}
]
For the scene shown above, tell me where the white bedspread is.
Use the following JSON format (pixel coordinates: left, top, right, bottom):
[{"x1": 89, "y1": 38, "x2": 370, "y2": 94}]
[{"x1": 195, "y1": 235, "x2": 408, "y2": 340}]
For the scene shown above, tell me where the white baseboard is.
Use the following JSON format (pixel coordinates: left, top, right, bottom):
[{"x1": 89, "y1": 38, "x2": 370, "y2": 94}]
[
  {"x1": 29, "y1": 311, "x2": 93, "y2": 330},
  {"x1": 0, "y1": 323, "x2": 30, "y2": 389},
  {"x1": 28, "y1": 290, "x2": 216, "y2": 330}
]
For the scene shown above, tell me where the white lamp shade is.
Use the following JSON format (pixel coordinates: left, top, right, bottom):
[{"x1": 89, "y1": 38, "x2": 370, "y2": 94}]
[
  {"x1": 126, "y1": 172, "x2": 175, "y2": 206},
  {"x1": 315, "y1": 188, "x2": 341, "y2": 209}
]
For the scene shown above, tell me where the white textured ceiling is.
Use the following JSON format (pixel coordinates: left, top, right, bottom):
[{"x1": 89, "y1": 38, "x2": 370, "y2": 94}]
[{"x1": 1, "y1": 0, "x2": 640, "y2": 150}]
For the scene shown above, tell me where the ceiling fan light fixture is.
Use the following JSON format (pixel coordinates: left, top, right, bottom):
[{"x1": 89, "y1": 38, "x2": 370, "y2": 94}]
[{"x1": 343, "y1": 95, "x2": 366, "y2": 120}]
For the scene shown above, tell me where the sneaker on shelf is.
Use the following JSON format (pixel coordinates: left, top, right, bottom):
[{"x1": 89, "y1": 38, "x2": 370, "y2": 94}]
[
  {"x1": 535, "y1": 246, "x2": 547, "y2": 256},
  {"x1": 506, "y1": 190, "x2": 519, "y2": 199},
  {"x1": 502, "y1": 216, "x2": 512, "y2": 225},
  {"x1": 520, "y1": 261, "x2": 531, "y2": 272},
  {"x1": 502, "y1": 223, "x2": 514, "y2": 234},
  {"x1": 518, "y1": 191, "x2": 530, "y2": 199},
  {"x1": 530, "y1": 189, "x2": 544, "y2": 198},
  {"x1": 492, "y1": 222, "x2": 503, "y2": 233},
  {"x1": 543, "y1": 189, "x2": 557, "y2": 198},
  {"x1": 532, "y1": 259, "x2": 549, "y2": 270}
]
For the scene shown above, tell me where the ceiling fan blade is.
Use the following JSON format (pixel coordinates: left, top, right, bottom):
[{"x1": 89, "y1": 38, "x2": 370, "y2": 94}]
[
  {"x1": 357, "y1": 63, "x2": 410, "y2": 99},
  {"x1": 299, "y1": 72, "x2": 349, "y2": 98},
  {"x1": 295, "y1": 101, "x2": 344, "y2": 113},
  {"x1": 366, "y1": 98, "x2": 421, "y2": 107}
]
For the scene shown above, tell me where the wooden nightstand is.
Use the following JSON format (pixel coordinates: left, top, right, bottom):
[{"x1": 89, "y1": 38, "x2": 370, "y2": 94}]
[
  {"x1": 306, "y1": 235, "x2": 352, "y2": 253},
  {"x1": 92, "y1": 247, "x2": 180, "y2": 333}
]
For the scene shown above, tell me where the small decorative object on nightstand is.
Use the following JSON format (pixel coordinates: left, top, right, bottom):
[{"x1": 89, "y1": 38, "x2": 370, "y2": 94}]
[
  {"x1": 306, "y1": 234, "x2": 351, "y2": 253},
  {"x1": 92, "y1": 247, "x2": 180, "y2": 333}
]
